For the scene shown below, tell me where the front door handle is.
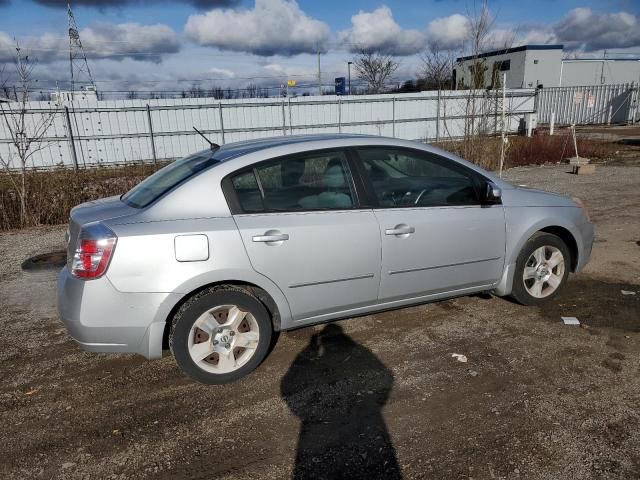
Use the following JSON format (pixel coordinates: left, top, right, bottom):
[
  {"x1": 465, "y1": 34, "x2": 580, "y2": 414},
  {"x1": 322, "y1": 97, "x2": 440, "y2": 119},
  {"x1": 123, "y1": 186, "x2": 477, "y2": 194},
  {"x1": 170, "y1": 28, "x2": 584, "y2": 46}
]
[
  {"x1": 385, "y1": 224, "x2": 415, "y2": 236},
  {"x1": 252, "y1": 232, "x2": 289, "y2": 243}
]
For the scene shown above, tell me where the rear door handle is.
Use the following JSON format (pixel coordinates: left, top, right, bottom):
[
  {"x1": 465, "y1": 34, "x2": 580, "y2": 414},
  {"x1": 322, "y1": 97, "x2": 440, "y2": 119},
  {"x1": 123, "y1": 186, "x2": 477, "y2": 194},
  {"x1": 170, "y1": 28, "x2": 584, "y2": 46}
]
[
  {"x1": 252, "y1": 233, "x2": 289, "y2": 243},
  {"x1": 385, "y1": 225, "x2": 415, "y2": 236}
]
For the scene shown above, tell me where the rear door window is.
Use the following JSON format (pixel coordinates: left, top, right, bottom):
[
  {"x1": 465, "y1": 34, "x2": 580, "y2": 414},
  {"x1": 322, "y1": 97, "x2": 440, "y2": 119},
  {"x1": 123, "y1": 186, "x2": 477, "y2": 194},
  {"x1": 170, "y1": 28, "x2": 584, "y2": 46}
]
[{"x1": 230, "y1": 150, "x2": 357, "y2": 213}]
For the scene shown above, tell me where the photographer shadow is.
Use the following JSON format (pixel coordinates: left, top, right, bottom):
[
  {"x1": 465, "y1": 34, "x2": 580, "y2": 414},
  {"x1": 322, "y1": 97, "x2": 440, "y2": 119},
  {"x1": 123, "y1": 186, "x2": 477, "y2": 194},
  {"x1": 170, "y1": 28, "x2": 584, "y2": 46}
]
[{"x1": 281, "y1": 324, "x2": 402, "y2": 480}]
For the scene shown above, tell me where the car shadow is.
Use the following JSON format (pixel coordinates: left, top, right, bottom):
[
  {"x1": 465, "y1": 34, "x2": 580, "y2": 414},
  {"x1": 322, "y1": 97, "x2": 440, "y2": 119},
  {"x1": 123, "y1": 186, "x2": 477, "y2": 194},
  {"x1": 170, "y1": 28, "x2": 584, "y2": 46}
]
[{"x1": 281, "y1": 324, "x2": 402, "y2": 480}]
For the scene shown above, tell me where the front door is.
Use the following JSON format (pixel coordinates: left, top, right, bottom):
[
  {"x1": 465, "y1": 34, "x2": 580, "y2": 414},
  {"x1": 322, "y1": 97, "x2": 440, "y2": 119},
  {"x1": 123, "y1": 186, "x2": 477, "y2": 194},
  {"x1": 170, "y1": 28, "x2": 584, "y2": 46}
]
[
  {"x1": 229, "y1": 149, "x2": 381, "y2": 321},
  {"x1": 354, "y1": 146, "x2": 506, "y2": 301}
]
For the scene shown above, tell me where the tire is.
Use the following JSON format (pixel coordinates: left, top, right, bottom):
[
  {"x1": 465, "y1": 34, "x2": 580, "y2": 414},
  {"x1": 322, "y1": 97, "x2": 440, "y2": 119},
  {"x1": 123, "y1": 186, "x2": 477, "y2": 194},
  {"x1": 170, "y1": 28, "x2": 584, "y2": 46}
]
[
  {"x1": 510, "y1": 232, "x2": 571, "y2": 306},
  {"x1": 169, "y1": 285, "x2": 274, "y2": 384}
]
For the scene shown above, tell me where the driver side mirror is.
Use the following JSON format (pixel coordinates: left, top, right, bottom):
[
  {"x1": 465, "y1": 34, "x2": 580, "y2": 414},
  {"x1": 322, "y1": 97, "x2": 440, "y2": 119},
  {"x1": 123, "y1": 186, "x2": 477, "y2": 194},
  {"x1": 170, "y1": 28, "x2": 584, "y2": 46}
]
[{"x1": 484, "y1": 182, "x2": 502, "y2": 204}]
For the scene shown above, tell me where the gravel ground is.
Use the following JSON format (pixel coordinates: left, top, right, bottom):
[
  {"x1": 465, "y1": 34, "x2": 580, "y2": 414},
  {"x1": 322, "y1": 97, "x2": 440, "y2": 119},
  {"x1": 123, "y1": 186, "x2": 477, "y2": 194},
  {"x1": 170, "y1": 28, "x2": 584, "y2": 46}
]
[{"x1": 0, "y1": 162, "x2": 639, "y2": 480}]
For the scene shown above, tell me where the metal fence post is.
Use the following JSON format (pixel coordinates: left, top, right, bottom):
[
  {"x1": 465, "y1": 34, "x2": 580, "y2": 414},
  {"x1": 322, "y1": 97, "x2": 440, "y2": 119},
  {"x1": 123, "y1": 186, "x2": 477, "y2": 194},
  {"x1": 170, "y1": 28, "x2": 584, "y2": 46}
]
[
  {"x1": 281, "y1": 99, "x2": 287, "y2": 136},
  {"x1": 64, "y1": 106, "x2": 79, "y2": 171},
  {"x1": 435, "y1": 90, "x2": 441, "y2": 142},
  {"x1": 288, "y1": 97, "x2": 293, "y2": 135},
  {"x1": 218, "y1": 102, "x2": 226, "y2": 144},
  {"x1": 631, "y1": 82, "x2": 640, "y2": 125},
  {"x1": 392, "y1": 97, "x2": 396, "y2": 138},
  {"x1": 338, "y1": 97, "x2": 342, "y2": 133},
  {"x1": 145, "y1": 104, "x2": 157, "y2": 165}
]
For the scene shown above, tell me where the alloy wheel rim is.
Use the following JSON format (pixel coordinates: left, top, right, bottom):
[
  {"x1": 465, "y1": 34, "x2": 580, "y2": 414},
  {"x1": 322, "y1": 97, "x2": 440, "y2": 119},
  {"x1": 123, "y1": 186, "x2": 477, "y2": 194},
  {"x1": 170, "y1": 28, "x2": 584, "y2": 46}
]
[
  {"x1": 188, "y1": 305, "x2": 259, "y2": 374},
  {"x1": 523, "y1": 245, "x2": 565, "y2": 299}
]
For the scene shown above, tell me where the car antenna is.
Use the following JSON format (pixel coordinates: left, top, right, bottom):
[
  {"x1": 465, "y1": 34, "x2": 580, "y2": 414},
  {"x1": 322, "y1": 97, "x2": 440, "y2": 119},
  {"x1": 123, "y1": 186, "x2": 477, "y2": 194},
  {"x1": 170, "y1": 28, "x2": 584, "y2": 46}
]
[{"x1": 193, "y1": 126, "x2": 220, "y2": 150}]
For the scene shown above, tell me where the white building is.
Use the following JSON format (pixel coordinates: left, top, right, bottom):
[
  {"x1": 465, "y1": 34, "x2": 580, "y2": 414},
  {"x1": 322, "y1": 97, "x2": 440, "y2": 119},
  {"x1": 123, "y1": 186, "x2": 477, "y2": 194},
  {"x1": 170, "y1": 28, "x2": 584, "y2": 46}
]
[
  {"x1": 560, "y1": 59, "x2": 640, "y2": 87},
  {"x1": 50, "y1": 85, "x2": 98, "y2": 105},
  {"x1": 454, "y1": 45, "x2": 640, "y2": 89},
  {"x1": 454, "y1": 45, "x2": 564, "y2": 89}
]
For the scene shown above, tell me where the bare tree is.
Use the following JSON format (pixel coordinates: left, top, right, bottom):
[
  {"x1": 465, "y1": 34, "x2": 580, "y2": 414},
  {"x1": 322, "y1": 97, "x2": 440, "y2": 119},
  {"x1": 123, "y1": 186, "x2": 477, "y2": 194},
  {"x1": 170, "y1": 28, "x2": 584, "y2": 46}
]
[
  {"x1": 0, "y1": 42, "x2": 58, "y2": 227},
  {"x1": 419, "y1": 42, "x2": 455, "y2": 90},
  {"x1": 352, "y1": 50, "x2": 399, "y2": 94},
  {"x1": 245, "y1": 83, "x2": 258, "y2": 99}
]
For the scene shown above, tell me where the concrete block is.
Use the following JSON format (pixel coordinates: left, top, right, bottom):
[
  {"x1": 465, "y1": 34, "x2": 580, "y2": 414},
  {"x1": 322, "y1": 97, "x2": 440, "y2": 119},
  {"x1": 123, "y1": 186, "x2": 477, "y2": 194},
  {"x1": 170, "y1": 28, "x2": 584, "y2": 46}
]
[
  {"x1": 566, "y1": 156, "x2": 591, "y2": 165},
  {"x1": 573, "y1": 164, "x2": 596, "y2": 175}
]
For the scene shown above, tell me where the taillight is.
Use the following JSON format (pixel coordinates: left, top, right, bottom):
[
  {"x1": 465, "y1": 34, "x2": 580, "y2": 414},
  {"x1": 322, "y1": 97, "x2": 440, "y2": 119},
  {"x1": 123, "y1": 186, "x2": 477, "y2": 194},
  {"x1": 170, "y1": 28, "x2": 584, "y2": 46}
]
[{"x1": 71, "y1": 223, "x2": 117, "y2": 279}]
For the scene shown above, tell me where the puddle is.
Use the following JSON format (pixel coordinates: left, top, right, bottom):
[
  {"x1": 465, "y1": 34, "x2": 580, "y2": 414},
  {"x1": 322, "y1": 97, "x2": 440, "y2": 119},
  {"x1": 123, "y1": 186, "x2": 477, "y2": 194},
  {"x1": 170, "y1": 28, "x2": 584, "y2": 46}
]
[{"x1": 540, "y1": 279, "x2": 640, "y2": 332}]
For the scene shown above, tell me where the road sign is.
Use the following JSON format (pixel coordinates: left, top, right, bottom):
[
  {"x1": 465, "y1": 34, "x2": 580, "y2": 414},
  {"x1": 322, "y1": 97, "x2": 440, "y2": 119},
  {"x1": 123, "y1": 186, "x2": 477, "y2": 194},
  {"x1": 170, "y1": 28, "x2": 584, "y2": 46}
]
[
  {"x1": 335, "y1": 77, "x2": 346, "y2": 95},
  {"x1": 287, "y1": 79, "x2": 296, "y2": 87}
]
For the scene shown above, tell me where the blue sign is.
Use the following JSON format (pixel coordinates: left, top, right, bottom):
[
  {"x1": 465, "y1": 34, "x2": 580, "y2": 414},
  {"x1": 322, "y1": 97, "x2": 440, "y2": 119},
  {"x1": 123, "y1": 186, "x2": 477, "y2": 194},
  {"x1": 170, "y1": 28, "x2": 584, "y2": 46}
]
[{"x1": 335, "y1": 77, "x2": 346, "y2": 95}]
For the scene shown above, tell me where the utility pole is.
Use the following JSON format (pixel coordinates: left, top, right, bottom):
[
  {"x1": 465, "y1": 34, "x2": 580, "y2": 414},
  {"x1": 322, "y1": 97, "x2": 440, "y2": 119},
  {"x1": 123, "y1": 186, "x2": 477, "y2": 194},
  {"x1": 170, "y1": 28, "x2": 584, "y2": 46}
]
[
  {"x1": 498, "y1": 72, "x2": 507, "y2": 178},
  {"x1": 347, "y1": 61, "x2": 352, "y2": 95},
  {"x1": 67, "y1": 0, "x2": 95, "y2": 92},
  {"x1": 317, "y1": 46, "x2": 322, "y2": 96}
]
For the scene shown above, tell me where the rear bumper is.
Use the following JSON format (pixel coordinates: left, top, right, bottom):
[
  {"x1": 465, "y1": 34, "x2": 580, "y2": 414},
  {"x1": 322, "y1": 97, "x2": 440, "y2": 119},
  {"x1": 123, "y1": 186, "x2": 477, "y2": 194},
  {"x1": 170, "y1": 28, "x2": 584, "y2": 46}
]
[{"x1": 57, "y1": 267, "x2": 181, "y2": 359}]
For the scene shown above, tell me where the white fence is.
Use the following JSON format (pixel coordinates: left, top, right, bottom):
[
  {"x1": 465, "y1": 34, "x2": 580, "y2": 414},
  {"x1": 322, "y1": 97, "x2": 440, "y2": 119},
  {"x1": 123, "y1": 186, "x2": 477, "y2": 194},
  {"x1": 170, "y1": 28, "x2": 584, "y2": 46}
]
[{"x1": 0, "y1": 89, "x2": 535, "y2": 170}]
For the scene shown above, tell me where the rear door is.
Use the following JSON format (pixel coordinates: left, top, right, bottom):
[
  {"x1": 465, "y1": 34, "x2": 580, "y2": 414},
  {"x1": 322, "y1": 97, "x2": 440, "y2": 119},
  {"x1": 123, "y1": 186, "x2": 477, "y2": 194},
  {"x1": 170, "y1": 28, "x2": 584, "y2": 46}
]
[
  {"x1": 353, "y1": 146, "x2": 506, "y2": 302},
  {"x1": 226, "y1": 149, "x2": 381, "y2": 321}
]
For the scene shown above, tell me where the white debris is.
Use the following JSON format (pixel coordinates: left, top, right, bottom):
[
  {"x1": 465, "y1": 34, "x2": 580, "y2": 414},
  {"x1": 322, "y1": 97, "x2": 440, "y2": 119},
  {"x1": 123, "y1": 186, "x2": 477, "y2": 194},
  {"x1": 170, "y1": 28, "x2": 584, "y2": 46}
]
[
  {"x1": 451, "y1": 353, "x2": 468, "y2": 363},
  {"x1": 561, "y1": 316, "x2": 580, "y2": 326},
  {"x1": 621, "y1": 290, "x2": 636, "y2": 296}
]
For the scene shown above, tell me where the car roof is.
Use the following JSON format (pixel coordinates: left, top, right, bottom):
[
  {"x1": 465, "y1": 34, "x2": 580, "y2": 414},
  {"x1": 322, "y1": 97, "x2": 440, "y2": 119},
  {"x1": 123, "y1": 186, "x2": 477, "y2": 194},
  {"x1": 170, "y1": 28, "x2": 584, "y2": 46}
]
[{"x1": 212, "y1": 133, "x2": 372, "y2": 161}]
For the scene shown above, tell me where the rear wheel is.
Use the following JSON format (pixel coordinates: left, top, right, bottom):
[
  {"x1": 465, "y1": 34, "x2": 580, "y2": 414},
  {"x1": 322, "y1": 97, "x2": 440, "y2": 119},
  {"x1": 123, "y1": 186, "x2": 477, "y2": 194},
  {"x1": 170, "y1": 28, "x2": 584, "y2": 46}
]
[
  {"x1": 169, "y1": 286, "x2": 273, "y2": 384},
  {"x1": 510, "y1": 232, "x2": 570, "y2": 306}
]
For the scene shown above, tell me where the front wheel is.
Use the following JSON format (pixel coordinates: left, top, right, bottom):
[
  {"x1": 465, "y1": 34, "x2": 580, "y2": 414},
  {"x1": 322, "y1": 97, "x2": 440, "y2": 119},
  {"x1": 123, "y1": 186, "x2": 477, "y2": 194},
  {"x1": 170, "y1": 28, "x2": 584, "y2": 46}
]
[
  {"x1": 510, "y1": 232, "x2": 570, "y2": 306},
  {"x1": 169, "y1": 286, "x2": 274, "y2": 384}
]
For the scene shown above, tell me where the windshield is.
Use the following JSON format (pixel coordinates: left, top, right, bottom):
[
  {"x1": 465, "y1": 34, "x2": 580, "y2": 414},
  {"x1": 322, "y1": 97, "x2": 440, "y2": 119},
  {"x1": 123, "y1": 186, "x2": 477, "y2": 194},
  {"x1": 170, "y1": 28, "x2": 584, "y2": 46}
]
[{"x1": 121, "y1": 150, "x2": 218, "y2": 208}]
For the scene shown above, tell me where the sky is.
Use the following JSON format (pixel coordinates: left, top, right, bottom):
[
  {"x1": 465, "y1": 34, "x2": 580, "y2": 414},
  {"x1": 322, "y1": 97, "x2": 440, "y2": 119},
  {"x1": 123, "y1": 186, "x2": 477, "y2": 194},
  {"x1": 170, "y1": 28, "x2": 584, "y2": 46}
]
[{"x1": 1, "y1": 0, "x2": 639, "y2": 95}]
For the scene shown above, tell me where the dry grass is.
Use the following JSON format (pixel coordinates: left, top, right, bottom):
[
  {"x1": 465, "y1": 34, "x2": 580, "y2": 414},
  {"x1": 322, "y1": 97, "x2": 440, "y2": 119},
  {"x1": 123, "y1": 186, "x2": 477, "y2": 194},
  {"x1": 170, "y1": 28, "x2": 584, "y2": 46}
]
[
  {"x1": 436, "y1": 133, "x2": 614, "y2": 170},
  {"x1": 0, "y1": 163, "x2": 162, "y2": 231},
  {"x1": 505, "y1": 134, "x2": 614, "y2": 167}
]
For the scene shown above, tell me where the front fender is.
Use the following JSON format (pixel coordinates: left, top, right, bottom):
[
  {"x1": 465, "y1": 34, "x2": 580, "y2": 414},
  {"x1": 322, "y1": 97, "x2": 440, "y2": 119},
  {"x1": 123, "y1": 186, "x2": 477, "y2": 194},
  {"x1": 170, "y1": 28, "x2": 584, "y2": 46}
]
[{"x1": 494, "y1": 206, "x2": 591, "y2": 296}]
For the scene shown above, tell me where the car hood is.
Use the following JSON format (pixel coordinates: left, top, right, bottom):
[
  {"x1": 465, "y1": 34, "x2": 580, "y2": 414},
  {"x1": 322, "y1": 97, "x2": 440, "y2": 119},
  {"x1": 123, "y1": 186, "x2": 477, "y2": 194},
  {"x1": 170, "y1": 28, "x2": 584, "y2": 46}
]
[{"x1": 501, "y1": 185, "x2": 578, "y2": 208}]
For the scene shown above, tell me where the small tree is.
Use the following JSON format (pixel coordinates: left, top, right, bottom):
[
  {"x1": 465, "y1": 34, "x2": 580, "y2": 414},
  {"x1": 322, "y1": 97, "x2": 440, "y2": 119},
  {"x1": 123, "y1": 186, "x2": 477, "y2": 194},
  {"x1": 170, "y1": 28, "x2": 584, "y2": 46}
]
[
  {"x1": 419, "y1": 42, "x2": 454, "y2": 90},
  {"x1": 352, "y1": 50, "x2": 399, "y2": 94},
  {"x1": 0, "y1": 43, "x2": 58, "y2": 227}
]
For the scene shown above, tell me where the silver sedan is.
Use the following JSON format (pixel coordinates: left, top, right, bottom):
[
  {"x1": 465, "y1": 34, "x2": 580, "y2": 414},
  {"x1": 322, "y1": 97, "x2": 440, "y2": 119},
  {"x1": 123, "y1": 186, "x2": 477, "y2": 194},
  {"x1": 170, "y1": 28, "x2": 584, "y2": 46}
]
[{"x1": 57, "y1": 134, "x2": 594, "y2": 384}]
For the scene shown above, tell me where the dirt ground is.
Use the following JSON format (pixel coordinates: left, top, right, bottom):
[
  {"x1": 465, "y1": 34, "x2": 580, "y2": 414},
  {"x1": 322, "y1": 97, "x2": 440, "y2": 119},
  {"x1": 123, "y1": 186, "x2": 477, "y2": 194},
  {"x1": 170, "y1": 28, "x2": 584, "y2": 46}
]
[{"x1": 1, "y1": 157, "x2": 639, "y2": 479}]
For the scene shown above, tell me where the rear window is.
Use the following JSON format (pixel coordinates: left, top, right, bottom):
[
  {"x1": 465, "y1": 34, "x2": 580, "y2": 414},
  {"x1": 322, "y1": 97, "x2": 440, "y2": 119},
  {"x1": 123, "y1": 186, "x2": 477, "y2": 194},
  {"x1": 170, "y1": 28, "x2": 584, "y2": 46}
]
[{"x1": 121, "y1": 150, "x2": 218, "y2": 208}]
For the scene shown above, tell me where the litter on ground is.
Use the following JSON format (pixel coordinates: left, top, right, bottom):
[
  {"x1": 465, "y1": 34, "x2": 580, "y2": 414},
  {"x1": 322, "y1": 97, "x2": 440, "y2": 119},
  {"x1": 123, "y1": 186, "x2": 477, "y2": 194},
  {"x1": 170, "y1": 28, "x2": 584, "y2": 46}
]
[
  {"x1": 451, "y1": 353, "x2": 468, "y2": 363},
  {"x1": 561, "y1": 316, "x2": 580, "y2": 326}
]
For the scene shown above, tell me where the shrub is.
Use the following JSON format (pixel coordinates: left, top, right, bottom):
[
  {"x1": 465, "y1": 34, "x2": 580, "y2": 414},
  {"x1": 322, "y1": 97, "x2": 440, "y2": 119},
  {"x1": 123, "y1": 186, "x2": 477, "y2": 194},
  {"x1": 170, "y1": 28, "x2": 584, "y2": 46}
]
[
  {"x1": 0, "y1": 164, "x2": 160, "y2": 231},
  {"x1": 435, "y1": 133, "x2": 613, "y2": 170}
]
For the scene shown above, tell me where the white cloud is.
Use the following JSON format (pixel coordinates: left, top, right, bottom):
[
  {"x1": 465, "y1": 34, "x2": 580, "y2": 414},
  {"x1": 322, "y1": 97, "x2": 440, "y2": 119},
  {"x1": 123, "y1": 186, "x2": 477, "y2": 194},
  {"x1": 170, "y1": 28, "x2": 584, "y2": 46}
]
[
  {"x1": 209, "y1": 67, "x2": 235, "y2": 78},
  {"x1": 425, "y1": 14, "x2": 468, "y2": 50},
  {"x1": 339, "y1": 6, "x2": 425, "y2": 56},
  {"x1": 80, "y1": 23, "x2": 180, "y2": 62},
  {"x1": 0, "y1": 23, "x2": 180, "y2": 64},
  {"x1": 261, "y1": 63, "x2": 316, "y2": 80},
  {"x1": 33, "y1": 0, "x2": 237, "y2": 7},
  {"x1": 554, "y1": 8, "x2": 640, "y2": 52},
  {"x1": 185, "y1": 0, "x2": 330, "y2": 56}
]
